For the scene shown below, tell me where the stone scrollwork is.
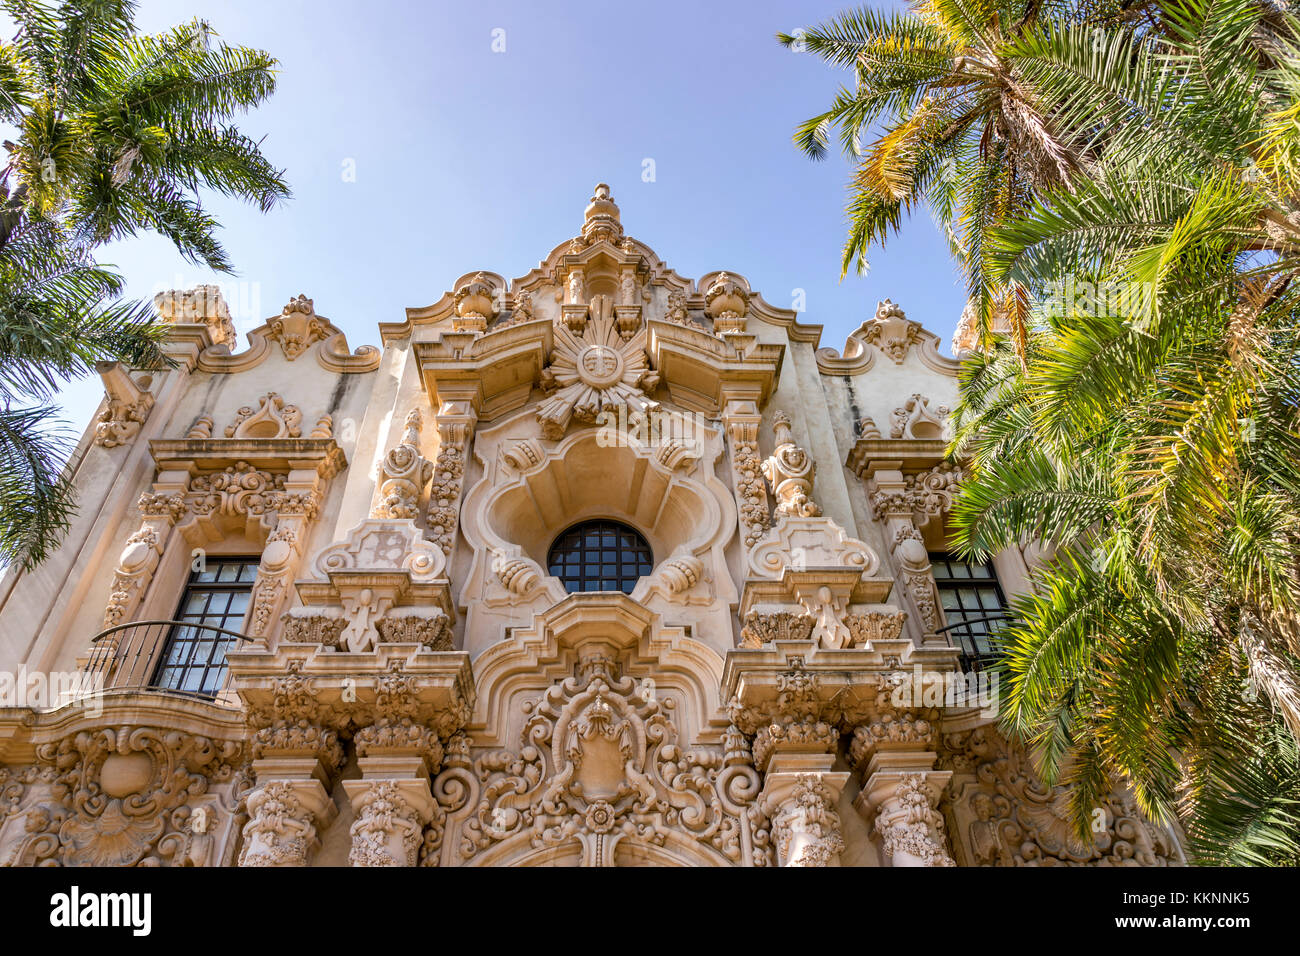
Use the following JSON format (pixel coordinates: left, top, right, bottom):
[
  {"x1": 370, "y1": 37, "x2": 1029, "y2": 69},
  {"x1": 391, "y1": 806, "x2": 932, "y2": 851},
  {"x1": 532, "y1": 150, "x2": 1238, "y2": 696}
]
[
  {"x1": 844, "y1": 610, "x2": 908, "y2": 649},
  {"x1": 890, "y1": 393, "x2": 949, "y2": 440},
  {"x1": 239, "y1": 781, "x2": 328, "y2": 867},
  {"x1": 436, "y1": 652, "x2": 771, "y2": 867},
  {"x1": 225, "y1": 392, "x2": 303, "y2": 440},
  {"x1": 347, "y1": 781, "x2": 429, "y2": 867},
  {"x1": 268, "y1": 294, "x2": 329, "y2": 360},
  {"x1": 863, "y1": 298, "x2": 921, "y2": 364},
  {"x1": 722, "y1": 400, "x2": 772, "y2": 551},
  {"x1": 15, "y1": 727, "x2": 243, "y2": 867},
  {"x1": 374, "y1": 607, "x2": 454, "y2": 650},
  {"x1": 942, "y1": 728, "x2": 1180, "y2": 867},
  {"x1": 155, "y1": 284, "x2": 236, "y2": 350},
  {"x1": 428, "y1": 405, "x2": 475, "y2": 555},
  {"x1": 738, "y1": 611, "x2": 814, "y2": 649},
  {"x1": 762, "y1": 773, "x2": 845, "y2": 867}
]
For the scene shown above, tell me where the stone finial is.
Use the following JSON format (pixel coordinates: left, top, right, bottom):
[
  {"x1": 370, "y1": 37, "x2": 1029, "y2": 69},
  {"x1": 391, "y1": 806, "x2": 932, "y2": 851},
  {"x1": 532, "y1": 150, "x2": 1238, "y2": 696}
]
[
  {"x1": 453, "y1": 273, "x2": 499, "y2": 332},
  {"x1": 705, "y1": 272, "x2": 749, "y2": 334},
  {"x1": 581, "y1": 182, "x2": 623, "y2": 244}
]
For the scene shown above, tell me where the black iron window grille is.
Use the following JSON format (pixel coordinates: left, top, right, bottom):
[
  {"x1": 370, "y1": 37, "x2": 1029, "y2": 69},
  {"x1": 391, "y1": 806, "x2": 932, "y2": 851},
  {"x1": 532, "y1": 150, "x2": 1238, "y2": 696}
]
[{"x1": 547, "y1": 520, "x2": 654, "y2": 594}]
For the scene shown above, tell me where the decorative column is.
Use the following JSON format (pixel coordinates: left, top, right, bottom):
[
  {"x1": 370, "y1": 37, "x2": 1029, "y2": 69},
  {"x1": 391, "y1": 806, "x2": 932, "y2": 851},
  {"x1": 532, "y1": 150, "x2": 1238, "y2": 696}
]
[
  {"x1": 100, "y1": 489, "x2": 186, "y2": 631},
  {"x1": 859, "y1": 768, "x2": 955, "y2": 867},
  {"x1": 849, "y1": 709, "x2": 954, "y2": 866},
  {"x1": 760, "y1": 764, "x2": 850, "y2": 867},
  {"x1": 239, "y1": 779, "x2": 336, "y2": 867},
  {"x1": 238, "y1": 663, "x2": 343, "y2": 867},
  {"x1": 343, "y1": 662, "x2": 469, "y2": 867},
  {"x1": 247, "y1": 474, "x2": 330, "y2": 647}
]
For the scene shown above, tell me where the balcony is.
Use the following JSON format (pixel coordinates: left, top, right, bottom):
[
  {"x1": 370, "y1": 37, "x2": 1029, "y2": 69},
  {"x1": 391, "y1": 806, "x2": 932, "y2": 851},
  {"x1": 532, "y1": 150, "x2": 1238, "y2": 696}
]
[{"x1": 81, "y1": 619, "x2": 252, "y2": 707}]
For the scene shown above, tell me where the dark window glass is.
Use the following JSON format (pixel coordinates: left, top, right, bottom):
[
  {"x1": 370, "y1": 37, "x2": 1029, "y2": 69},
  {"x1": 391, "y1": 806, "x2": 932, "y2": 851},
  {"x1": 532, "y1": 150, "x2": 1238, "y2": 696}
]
[
  {"x1": 930, "y1": 553, "x2": 1008, "y2": 668},
  {"x1": 547, "y1": 521, "x2": 653, "y2": 594},
  {"x1": 153, "y1": 557, "x2": 258, "y2": 697}
]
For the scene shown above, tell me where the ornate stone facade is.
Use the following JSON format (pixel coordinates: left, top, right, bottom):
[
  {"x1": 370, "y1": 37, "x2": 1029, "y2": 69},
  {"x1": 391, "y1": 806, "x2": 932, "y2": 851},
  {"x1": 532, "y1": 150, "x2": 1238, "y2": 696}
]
[{"x1": 0, "y1": 184, "x2": 1182, "y2": 867}]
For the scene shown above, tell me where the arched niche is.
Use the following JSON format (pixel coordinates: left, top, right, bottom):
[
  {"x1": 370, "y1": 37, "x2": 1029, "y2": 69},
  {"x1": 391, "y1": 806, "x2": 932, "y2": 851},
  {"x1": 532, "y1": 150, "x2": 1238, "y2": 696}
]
[{"x1": 458, "y1": 408, "x2": 738, "y2": 616}]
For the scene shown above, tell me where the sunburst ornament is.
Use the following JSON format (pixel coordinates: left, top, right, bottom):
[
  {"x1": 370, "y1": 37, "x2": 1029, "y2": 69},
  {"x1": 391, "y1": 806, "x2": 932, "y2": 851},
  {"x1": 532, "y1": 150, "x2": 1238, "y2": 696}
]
[{"x1": 537, "y1": 309, "x2": 660, "y2": 439}]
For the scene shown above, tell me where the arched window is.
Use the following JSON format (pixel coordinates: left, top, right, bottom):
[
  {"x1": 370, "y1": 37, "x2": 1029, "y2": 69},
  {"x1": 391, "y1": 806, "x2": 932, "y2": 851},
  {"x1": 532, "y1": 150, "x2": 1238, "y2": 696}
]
[{"x1": 547, "y1": 520, "x2": 653, "y2": 594}]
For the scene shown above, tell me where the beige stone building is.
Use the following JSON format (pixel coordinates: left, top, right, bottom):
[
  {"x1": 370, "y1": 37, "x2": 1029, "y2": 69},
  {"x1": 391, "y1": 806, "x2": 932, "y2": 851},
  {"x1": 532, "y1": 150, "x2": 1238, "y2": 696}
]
[{"x1": 0, "y1": 185, "x2": 1181, "y2": 867}]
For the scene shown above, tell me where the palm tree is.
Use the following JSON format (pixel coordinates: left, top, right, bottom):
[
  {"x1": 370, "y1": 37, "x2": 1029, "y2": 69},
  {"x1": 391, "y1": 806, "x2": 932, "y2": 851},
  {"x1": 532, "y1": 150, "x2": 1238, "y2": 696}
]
[
  {"x1": 949, "y1": 0, "x2": 1300, "y2": 863},
  {"x1": 779, "y1": 0, "x2": 1124, "y2": 353},
  {"x1": 0, "y1": 2, "x2": 289, "y2": 570}
]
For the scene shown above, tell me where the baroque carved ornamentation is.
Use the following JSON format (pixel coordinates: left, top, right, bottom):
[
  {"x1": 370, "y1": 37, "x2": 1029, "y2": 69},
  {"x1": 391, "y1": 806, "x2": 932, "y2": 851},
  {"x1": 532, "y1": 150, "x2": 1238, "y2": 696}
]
[
  {"x1": 844, "y1": 610, "x2": 908, "y2": 648},
  {"x1": 872, "y1": 771, "x2": 956, "y2": 867},
  {"x1": 435, "y1": 653, "x2": 771, "y2": 867},
  {"x1": 942, "y1": 728, "x2": 1179, "y2": 867},
  {"x1": 722, "y1": 401, "x2": 772, "y2": 551},
  {"x1": 238, "y1": 781, "x2": 322, "y2": 867},
  {"x1": 225, "y1": 392, "x2": 303, "y2": 439},
  {"x1": 761, "y1": 411, "x2": 820, "y2": 519},
  {"x1": 267, "y1": 294, "x2": 329, "y2": 360},
  {"x1": 155, "y1": 284, "x2": 236, "y2": 350},
  {"x1": 536, "y1": 309, "x2": 660, "y2": 440},
  {"x1": 348, "y1": 781, "x2": 427, "y2": 867},
  {"x1": 372, "y1": 409, "x2": 434, "y2": 520},
  {"x1": 374, "y1": 608, "x2": 454, "y2": 650},
  {"x1": 93, "y1": 364, "x2": 154, "y2": 448},
  {"x1": 427, "y1": 406, "x2": 474, "y2": 554},
  {"x1": 738, "y1": 611, "x2": 814, "y2": 649},
  {"x1": 279, "y1": 608, "x2": 347, "y2": 647},
  {"x1": 453, "y1": 273, "x2": 500, "y2": 333},
  {"x1": 705, "y1": 272, "x2": 749, "y2": 334},
  {"x1": 890, "y1": 393, "x2": 949, "y2": 440},
  {"x1": 863, "y1": 298, "x2": 922, "y2": 364},
  {"x1": 21, "y1": 727, "x2": 242, "y2": 867},
  {"x1": 762, "y1": 773, "x2": 845, "y2": 867}
]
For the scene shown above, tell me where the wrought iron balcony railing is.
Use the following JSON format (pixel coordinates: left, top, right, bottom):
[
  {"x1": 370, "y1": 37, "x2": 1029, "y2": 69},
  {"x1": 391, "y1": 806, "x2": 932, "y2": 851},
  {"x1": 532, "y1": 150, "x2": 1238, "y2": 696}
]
[
  {"x1": 935, "y1": 614, "x2": 1012, "y2": 675},
  {"x1": 82, "y1": 619, "x2": 251, "y2": 707}
]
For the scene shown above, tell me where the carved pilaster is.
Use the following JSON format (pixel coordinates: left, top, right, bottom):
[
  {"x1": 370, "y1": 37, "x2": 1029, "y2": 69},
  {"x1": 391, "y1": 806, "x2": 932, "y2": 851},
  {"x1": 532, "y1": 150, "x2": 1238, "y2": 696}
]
[
  {"x1": 101, "y1": 491, "x2": 185, "y2": 630},
  {"x1": 721, "y1": 398, "x2": 771, "y2": 551},
  {"x1": 427, "y1": 401, "x2": 477, "y2": 555},
  {"x1": 345, "y1": 779, "x2": 433, "y2": 867},
  {"x1": 859, "y1": 768, "x2": 955, "y2": 867}
]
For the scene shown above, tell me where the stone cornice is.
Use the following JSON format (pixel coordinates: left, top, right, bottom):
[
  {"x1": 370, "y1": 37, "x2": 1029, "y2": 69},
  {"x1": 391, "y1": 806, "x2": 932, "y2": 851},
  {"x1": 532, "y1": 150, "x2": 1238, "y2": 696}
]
[
  {"x1": 846, "y1": 440, "x2": 951, "y2": 479},
  {"x1": 149, "y1": 437, "x2": 347, "y2": 476},
  {"x1": 0, "y1": 692, "x2": 249, "y2": 766}
]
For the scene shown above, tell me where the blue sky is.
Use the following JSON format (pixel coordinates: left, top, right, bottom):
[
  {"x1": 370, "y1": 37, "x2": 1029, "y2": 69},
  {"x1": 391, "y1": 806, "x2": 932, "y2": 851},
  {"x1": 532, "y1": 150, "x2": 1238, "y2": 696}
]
[{"x1": 36, "y1": 0, "x2": 967, "y2": 433}]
